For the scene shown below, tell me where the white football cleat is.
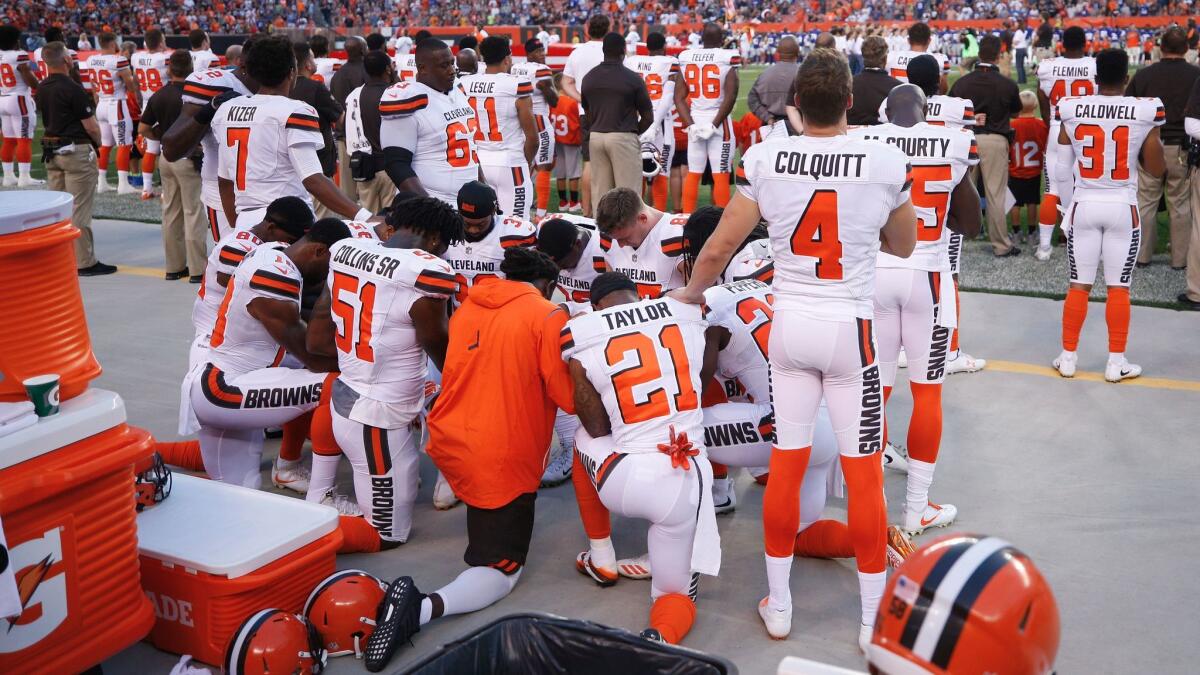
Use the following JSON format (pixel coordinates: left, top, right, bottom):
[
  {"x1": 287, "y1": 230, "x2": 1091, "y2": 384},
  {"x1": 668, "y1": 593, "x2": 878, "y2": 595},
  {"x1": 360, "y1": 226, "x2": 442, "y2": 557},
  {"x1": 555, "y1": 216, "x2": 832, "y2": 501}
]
[
  {"x1": 319, "y1": 488, "x2": 362, "y2": 516},
  {"x1": 1105, "y1": 357, "x2": 1142, "y2": 383},
  {"x1": 882, "y1": 442, "x2": 909, "y2": 474},
  {"x1": 886, "y1": 525, "x2": 917, "y2": 569},
  {"x1": 95, "y1": 179, "x2": 112, "y2": 193},
  {"x1": 540, "y1": 446, "x2": 573, "y2": 487},
  {"x1": 712, "y1": 475, "x2": 736, "y2": 515},
  {"x1": 271, "y1": 459, "x2": 310, "y2": 493},
  {"x1": 758, "y1": 597, "x2": 792, "y2": 640},
  {"x1": 16, "y1": 176, "x2": 45, "y2": 187},
  {"x1": 1053, "y1": 350, "x2": 1077, "y2": 378},
  {"x1": 1, "y1": 174, "x2": 16, "y2": 187},
  {"x1": 1034, "y1": 246, "x2": 1052, "y2": 261},
  {"x1": 433, "y1": 471, "x2": 460, "y2": 510},
  {"x1": 904, "y1": 501, "x2": 957, "y2": 536},
  {"x1": 117, "y1": 181, "x2": 140, "y2": 195},
  {"x1": 946, "y1": 351, "x2": 986, "y2": 374},
  {"x1": 858, "y1": 623, "x2": 873, "y2": 654},
  {"x1": 617, "y1": 553, "x2": 651, "y2": 580},
  {"x1": 896, "y1": 347, "x2": 908, "y2": 369}
]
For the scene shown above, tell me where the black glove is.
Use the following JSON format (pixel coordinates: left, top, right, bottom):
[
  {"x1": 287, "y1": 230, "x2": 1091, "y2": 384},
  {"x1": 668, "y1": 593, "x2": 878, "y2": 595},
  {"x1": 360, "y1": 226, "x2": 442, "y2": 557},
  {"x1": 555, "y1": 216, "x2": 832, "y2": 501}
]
[{"x1": 194, "y1": 90, "x2": 240, "y2": 125}]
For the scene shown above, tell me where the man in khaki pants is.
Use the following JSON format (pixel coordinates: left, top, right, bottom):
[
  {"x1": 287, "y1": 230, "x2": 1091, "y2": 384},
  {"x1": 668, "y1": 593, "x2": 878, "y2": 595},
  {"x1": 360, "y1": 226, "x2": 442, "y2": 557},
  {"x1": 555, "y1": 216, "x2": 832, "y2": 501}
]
[
  {"x1": 34, "y1": 42, "x2": 114, "y2": 275},
  {"x1": 343, "y1": 51, "x2": 397, "y2": 215},
  {"x1": 1126, "y1": 28, "x2": 1199, "y2": 269},
  {"x1": 140, "y1": 50, "x2": 208, "y2": 281},
  {"x1": 580, "y1": 34, "x2": 653, "y2": 213}
]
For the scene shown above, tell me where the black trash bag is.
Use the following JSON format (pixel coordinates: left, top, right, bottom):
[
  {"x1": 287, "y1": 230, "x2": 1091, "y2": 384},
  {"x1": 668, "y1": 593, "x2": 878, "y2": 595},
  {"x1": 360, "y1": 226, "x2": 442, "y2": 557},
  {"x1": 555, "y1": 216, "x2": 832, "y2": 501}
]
[{"x1": 403, "y1": 612, "x2": 737, "y2": 675}]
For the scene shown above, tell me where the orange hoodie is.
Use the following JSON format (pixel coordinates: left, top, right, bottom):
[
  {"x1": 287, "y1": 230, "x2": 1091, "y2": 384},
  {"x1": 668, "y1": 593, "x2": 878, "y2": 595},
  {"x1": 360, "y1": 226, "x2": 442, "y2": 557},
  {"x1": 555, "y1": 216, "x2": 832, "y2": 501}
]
[{"x1": 427, "y1": 277, "x2": 576, "y2": 509}]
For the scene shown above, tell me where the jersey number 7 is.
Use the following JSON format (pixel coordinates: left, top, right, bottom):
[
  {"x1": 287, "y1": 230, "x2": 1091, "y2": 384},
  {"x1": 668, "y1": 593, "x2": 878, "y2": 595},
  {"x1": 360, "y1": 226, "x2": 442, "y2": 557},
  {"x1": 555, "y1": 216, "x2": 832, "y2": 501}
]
[
  {"x1": 790, "y1": 190, "x2": 843, "y2": 280},
  {"x1": 605, "y1": 325, "x2": 698, "y2": 424},
  {"x1": 226, "y1": 127, "x2": 251, "y2": 190}
]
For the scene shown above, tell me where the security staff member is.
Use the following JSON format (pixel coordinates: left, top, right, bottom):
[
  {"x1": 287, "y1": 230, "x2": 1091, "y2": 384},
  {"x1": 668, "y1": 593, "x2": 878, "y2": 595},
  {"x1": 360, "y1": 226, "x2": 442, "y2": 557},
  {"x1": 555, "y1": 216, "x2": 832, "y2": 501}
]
[
  {"x1": 140, "y1": 50, "x2": 207, "y2": 282},
  {"x1": 343, "y1": 50, "x2": 397, "y2": 214},
  {"x1": 330, "y1": 36, "x2": 368, "y2": 204},
  {"x1": 35, "y1": 42, "x2": 114, "y2": 276}
]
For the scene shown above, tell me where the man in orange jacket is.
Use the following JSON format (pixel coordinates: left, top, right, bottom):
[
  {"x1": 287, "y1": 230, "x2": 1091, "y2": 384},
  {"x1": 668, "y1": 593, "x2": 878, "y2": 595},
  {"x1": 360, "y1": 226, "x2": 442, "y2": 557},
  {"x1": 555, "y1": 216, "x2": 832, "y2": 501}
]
[{"x1": 363, "y1": 246, "x2": 576, "y2": 672}]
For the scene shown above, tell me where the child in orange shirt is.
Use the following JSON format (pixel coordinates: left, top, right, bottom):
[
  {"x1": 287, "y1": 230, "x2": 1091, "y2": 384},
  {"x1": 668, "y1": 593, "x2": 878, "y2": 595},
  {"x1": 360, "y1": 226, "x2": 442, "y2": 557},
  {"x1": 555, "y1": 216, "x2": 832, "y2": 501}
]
[
  {"x1": 549, "y1": 75, "x2": 583, "y2": 213},
  {"x1": 1008, "y1": 90, "x2": 1047, "y2": 245}
]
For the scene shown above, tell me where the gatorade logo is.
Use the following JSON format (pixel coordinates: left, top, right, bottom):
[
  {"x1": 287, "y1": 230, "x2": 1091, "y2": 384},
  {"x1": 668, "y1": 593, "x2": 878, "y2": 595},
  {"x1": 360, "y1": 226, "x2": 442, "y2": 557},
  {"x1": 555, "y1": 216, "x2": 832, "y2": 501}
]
[
  {"x1": 0, "y1": 526, "x2": 71, "y2": 654},
  {"x1": 145, "y1": 591, "x2": 194, "y2": 627}
]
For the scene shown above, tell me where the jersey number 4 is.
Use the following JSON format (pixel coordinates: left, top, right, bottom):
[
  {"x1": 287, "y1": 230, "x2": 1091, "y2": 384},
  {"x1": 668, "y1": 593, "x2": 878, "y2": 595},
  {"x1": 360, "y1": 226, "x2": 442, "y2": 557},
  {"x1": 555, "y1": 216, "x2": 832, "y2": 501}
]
[
  {"x1": 790, "y1": 190, "x2": 844, "y2": 280},
  {"x1": 332, "y1": 271, "x2": 376, "y2": 362},
  {"x1": 605, "y1": 325, "x2": 698, "y2": 424}
]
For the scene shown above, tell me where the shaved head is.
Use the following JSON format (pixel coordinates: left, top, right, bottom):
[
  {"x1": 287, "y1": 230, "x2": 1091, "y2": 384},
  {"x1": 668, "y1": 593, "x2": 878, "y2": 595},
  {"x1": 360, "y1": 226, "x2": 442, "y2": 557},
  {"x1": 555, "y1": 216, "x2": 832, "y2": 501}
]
[
  {"x1": 456, "y1": 48, "x2": 478, "y2": 74},
  {"x1": 702, "y1": 22, "x2": 723, "y2": 48},
  {"x1": 885, "y1": 83, "x2": 927, "y2": 127}
]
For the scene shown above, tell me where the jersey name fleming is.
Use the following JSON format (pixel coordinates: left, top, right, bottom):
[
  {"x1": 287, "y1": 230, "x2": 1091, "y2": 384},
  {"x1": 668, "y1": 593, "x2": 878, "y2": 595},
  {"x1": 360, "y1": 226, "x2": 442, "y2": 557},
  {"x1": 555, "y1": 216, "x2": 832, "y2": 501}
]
[
  {"x1": 332, "y1": 244, "x2": 406, "y2": 279},
  {"x1": 771, "y1": 151, "x2": 868, "y2": 180},
  {"x1": 1050, "y1": 65, "x2": 1092, "y2": 78},
  {"x1": 1070, "y1": 103, "x2": 1138, "y2": 120},
  {"x1": 601, "y1": 300, "x2": 674, "y2": 330},
  {"x1": 854, "y1": 134, "x2": 952, "y2": 159}
]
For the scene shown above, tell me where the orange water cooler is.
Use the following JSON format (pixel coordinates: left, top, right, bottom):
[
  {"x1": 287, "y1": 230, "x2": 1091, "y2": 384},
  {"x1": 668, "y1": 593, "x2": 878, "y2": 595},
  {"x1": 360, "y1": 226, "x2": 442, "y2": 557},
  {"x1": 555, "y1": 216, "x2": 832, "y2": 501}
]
[{"x1": 0, "y1": 192, "x2": 156, "y2": 674}]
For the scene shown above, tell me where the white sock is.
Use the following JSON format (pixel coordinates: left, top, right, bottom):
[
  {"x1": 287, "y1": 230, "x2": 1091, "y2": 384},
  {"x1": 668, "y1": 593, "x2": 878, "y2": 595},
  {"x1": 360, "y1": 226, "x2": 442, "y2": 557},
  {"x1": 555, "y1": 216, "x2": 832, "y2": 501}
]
[
  {"x1": 588, "y1": 537, "x2": 616, "y2": 570},
  {"x1": 142, "y1": 171, "x2": 154, "y2": 189},
  {"x1": 304, "y1": 454, "x2": 340, "y2": 502},
  {"x1": 948, "y1": 349, "x2": 960, "y2": 361},
  {"x1": 419, "y1": 596, "x2": 434, "y2": 625},
  {"x1": 765, "y1": 554, "x2": 793, "y2": 609},
  {"x1": 117, "y1": 169, "x2": 129, "y2": 185},
  {"x1": 554, "y1": 411, "x2": 580, "y2": 454},
  {"x1": 98, "y1": 169, "x2": 108, "y2": 182},
  {"x1": 906, "y1": 459, "x2": 935, "y2": 517},
  {"x1": 858, "y1": 570, "x2": 887, "y2": 626},
  {"x1": 2, "y1": 161, "x2": 13, "y2": 177},
  {"x1": 1108, "y1": 352, "x2": 1124, "y2": 364},
  {"x1": 1038, "y1": 223, "x2": 1054, "y2": 249},
  {"x1": 17, "y1": 162, "x2": 31, "y2": 178},
  {"x1": 432, "y1": 566, "x2": 521, "y2": 620}
]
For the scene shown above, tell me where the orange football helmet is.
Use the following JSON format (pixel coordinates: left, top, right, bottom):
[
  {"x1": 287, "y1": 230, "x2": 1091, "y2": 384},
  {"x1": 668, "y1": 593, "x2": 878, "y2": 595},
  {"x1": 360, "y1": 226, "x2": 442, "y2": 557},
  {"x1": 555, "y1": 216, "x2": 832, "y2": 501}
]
[
  {"x1": 304, "y1": 569, "x2": 387, "y2": 658},
  {"x1": 224, "y1": 609, "x2": 326, "y2": 675},
  {"x1": 867, "y1": 533, "x2": 1059, "y2": 675}
]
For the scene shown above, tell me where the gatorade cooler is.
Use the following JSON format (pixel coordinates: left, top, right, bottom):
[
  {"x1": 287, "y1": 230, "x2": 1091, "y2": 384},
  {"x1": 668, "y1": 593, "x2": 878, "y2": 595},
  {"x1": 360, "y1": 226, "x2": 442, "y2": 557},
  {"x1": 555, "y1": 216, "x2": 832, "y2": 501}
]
[
  {"x1": 137, "y1": 474, "x2": 342, "y2": 666},
  {"x1": 0, "y1": 389, "x2": 156, "y2": 674},
  {"x1": 0, "y1": 191, "x2": 102, "y2": 403}
]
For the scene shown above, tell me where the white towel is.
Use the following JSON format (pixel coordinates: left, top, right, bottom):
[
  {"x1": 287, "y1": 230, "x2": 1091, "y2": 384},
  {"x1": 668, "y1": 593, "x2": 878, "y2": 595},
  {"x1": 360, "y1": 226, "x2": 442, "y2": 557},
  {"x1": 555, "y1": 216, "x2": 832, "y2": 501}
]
[
  {"x1": 936, "y1": 270, "x2": 958, "y2": 329},
  {"x1": 0, "y1": 516, "x2": 21, "y2": 620},
  {"x1": 690, "y1": 456, "x2": 722, "y2": 577},
  {"x1": 178, "y1": 362, "x2": 204, "y2": 436},
  {"x1": 0, "y1": 413, "x2": 37, "y2": 438},
  {"x1": 0, "y1": 401, "x2": 34, "y2": 425}
]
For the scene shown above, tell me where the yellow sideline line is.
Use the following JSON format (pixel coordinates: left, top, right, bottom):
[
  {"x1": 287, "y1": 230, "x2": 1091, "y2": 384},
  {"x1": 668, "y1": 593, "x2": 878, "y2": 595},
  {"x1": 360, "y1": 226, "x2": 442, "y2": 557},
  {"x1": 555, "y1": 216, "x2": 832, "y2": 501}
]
[
  {"x1": 107, "y1": 266, "x2": 1200, "y2": 393},
  {"x1": 985, "y1": 359, "x2": 1200, "y2": 393}
]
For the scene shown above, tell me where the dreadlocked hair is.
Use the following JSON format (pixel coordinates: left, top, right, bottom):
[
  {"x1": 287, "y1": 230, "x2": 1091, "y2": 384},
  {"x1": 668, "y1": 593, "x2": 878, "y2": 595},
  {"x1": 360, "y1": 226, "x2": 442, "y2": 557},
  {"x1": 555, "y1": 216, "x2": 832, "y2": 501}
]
[
  {"x1": 386, "y1": 196, "x2": 466, "y2": 247},
  {"x1": 500, "y1": 247, "x2": 559, "y2": 283}
]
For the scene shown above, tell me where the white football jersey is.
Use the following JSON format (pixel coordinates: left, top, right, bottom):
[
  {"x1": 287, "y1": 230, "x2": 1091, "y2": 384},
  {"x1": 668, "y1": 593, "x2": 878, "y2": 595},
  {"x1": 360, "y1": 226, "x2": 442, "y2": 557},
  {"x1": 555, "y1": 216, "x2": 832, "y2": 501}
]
[
  {"x1": 327, "y1": 239, "x2": 459, "y2": 427},
  {"x1": 193, "y1": 228, "x2": 272, "y2": 338},
  {"x1": 879, "y1": 94, "x2": 976, "y2": 130},
  {"x1": 393, "y1": 53, "x2": 417, "y2": 82},
  {"x1": 604, "y1": 212, "x2": 689, "y2": 299},
  {"x1": 849, "y1": 122, "x2": 977, "y2": 271},
  {"x1": 736, "y1": 134, "x2": 911, "y2": 320},
  {"x1": 442, "y1": 216, "x2": 537, "y2": 304},
  {"x1": 344, "y1": 220, "x2": 382, "y2": 241},
  {"x1": 1037, "y1": 57, "x2": 1097, "y2": 122},
  {"x1": 0, "y1": 50, "x2": 32, "y2": 95},
  {"x1": 703, "y1": 279, "x2": 773, "y2": 403},
  {"x1": 211, "y1": 94, "x2": 324, "y2": 213},
  {"x1": 85, "y1": 53, "x2": 131, "y2": 99},
  {"x1": 886, "y1": 50, "x2": 950, "y2": 82},
  {"x1": 32, "y1": 46, "x2": 75, "y2": 80},
  {"x1": 191, "y1": 49, "x2": 219, "y2": 72},
  {"x1": 627, "y1": 54, "x2": 680, "y2": 120},
  {"x1": 459, "y1": 72, "x2": 533, "y2": 165},
  {"x1": 722, "y1": 238, "x2": 774, "y2": 285},
  {"x1": 378, "y1": 80, "x2": 478, "y2": 204},
  {"x1": 208, "y1": 245, "x2": 302, "y2": 375},
  {"x1": 1057, "y1": 95, "x2": 1164, "y2": 204},
  {"x1": 556, "y1": 227, "x2": 612, "y2": 314},
  {"x1": 131, "y1": 50, "x2": 170, "y2": 103},
  {"x1": 182, "y1": 69, "x2": 254, "y2": 183},
  {"x1": 312, "y1": 57, "x2": 344, "y2": 85},
  {"x1": 509, "y1": 61, "x2": 554, "y2": 116},
  {"x1": 562, "y1": 297, "x2": 707, "y2": 453},
  {"x1": 677, "y1": 48, "x2": 740, "y2": 119}
]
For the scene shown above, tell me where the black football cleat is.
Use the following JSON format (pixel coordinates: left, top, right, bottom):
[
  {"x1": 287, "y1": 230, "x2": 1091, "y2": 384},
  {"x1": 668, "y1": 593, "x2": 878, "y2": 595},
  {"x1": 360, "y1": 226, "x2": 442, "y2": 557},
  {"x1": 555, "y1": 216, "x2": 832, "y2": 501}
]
[{"x1": 365, "y1": 575, "x2": 422, "y2": 672}]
